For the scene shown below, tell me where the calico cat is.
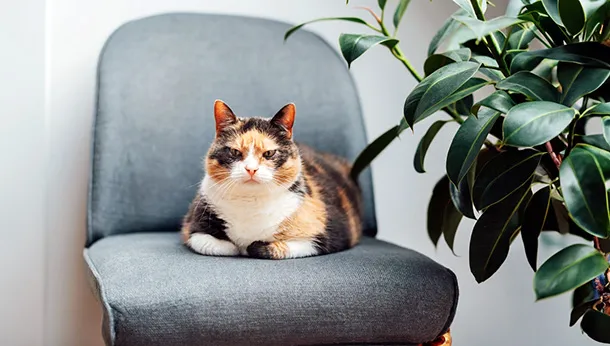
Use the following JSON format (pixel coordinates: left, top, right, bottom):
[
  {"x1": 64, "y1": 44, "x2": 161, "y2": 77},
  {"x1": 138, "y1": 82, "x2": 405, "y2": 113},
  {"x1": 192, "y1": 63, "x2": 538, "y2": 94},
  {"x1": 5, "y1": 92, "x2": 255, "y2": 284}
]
[{"x1": 181, "y1": 100, "x2": 363, "y2": 259}]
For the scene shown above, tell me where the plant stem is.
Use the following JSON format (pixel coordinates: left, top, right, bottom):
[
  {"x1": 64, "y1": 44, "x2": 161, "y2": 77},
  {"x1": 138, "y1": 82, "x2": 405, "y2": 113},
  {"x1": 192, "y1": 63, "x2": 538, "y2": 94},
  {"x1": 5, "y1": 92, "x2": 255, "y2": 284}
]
[
  {"x1": 545, "y1": 142, "x2": 562, "y2": 168},
  {"x1": 470, "y1": 0, "x2": 510, "y2": 76}
]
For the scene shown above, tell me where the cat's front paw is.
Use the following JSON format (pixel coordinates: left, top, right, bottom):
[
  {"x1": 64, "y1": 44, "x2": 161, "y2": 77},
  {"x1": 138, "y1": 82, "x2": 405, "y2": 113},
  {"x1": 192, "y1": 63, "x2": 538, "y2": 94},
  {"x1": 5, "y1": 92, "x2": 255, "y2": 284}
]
[{"x1": 247, "y1": 241, "x2": 285, "y2": 259}]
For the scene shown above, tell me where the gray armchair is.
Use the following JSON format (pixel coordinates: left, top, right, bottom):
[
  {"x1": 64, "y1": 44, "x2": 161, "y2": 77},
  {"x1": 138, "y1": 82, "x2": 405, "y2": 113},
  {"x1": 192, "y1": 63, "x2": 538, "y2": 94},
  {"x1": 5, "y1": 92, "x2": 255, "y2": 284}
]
[{"x1": 84, "y1": 13, "x2": 458, "y2": 346}]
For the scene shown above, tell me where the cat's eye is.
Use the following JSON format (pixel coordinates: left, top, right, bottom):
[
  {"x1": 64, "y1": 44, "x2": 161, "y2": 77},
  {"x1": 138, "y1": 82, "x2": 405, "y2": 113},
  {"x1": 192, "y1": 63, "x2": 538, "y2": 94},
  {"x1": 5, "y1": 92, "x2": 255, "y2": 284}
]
[
  {"x1": 229, "y1": 148, "x2": 241, "y2": 157},
  {"x1": 263, "y1": 150, "x2": 276, "y2": 159}
]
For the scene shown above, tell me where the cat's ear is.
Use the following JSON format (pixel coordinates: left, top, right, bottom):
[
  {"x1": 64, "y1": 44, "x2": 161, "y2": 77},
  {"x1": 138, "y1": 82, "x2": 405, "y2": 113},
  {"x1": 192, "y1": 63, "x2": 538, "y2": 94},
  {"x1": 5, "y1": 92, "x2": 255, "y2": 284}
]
[
  {"x1": 271, "y1": 103, "x2": 296, "y2": 139},
  {"x1": 214, "y1": 100, "x2": 237, "y2": 135}
]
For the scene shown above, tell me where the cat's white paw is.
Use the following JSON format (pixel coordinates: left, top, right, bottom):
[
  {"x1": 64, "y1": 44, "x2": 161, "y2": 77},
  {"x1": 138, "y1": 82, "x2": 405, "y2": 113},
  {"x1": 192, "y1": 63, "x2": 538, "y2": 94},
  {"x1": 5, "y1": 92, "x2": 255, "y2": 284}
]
[
  {"x1": 187, "y1": 233, "x2": 239, "y2": 256},
  {"x1": 285, "y1": 240, "x2": 319, "y2": 258}
]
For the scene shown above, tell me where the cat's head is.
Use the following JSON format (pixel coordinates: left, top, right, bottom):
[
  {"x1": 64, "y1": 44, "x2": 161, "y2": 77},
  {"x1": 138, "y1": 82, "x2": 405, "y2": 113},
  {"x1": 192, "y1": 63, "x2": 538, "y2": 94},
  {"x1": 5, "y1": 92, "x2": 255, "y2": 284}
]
[{"x1": 205, "y1": 100, "x2": 301, "y2": 189}]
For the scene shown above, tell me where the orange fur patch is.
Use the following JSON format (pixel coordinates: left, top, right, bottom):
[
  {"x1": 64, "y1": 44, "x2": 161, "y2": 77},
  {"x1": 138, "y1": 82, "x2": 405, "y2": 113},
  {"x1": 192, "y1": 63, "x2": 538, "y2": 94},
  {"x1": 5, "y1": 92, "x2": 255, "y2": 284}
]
[
  {"x1": 181, "y1": 223, "x2": 191, "y2": 243},
  {"x1": 274, "y1": 179, "x2": 326, "y2": 241},
  {"x1": 338, "y1": 187, "x2": 360, "y2": 246}
]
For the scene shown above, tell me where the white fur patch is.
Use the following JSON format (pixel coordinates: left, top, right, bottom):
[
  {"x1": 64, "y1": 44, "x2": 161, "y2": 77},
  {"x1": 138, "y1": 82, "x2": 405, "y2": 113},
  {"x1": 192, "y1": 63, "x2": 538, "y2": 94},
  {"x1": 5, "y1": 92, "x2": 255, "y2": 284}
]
[
  {"x1": 200, "y1": 175, "x2": 302, "y2": 252},
  {"x1": 187, "y1": 233, "x2": 239, "y2": 256},
  {"x1": 284, "y1": 240, "x2": 319, "y2": 258}
]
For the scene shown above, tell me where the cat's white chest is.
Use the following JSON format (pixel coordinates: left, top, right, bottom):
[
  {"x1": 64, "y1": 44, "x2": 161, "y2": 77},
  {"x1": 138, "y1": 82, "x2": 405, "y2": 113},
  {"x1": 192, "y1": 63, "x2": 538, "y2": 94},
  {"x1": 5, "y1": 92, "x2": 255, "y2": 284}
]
[{"x1": 200, "y1": 176, "x2": 301, "y2": 250}]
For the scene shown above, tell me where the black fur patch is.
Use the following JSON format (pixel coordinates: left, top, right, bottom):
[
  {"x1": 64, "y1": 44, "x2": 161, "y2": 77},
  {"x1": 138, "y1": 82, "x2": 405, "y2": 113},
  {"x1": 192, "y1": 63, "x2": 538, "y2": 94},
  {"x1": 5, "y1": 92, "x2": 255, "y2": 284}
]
[
  {"x1": 288, "y1": 175, "x2": 310, "y2": 197},
  {"x1": 246, "y1": 241, "x2": 274, "y2": 259},
  {"x1": 188, "y1": 197, "x2": 230, "y2": 241},
  {"x1": 209, "y1": 146, "x2": 241, "y2": 167}
]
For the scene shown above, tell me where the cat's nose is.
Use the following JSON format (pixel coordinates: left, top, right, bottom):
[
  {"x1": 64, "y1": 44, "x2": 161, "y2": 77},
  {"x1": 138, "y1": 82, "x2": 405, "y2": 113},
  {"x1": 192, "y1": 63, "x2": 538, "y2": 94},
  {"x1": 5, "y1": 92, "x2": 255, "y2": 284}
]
[{"x1": 245, "y1": 167, "x2": 258, "y2": 177}]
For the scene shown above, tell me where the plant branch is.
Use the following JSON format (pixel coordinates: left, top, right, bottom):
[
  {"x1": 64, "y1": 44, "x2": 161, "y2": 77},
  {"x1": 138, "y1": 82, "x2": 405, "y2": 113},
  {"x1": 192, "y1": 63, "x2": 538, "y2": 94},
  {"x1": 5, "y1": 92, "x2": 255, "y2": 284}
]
[
  {"x1": 470, "y1": 0, "x2": 510, "y2": 76},
  {"x1": 545, "y1": 142, "x2": 562, "y2": 169}
]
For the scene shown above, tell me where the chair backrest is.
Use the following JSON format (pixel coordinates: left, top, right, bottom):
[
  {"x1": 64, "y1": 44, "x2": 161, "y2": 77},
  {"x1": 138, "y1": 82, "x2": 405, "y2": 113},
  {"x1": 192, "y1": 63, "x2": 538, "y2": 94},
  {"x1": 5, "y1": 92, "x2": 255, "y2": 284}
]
[{"x1": 87, "y1": 13, "x2": 377, "y2": 246}]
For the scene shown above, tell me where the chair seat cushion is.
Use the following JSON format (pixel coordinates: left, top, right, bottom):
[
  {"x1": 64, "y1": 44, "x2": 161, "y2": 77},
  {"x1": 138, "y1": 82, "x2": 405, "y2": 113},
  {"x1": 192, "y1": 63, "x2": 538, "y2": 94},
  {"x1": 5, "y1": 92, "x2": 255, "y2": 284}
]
[{"x1": 85, "y1": 233, "x2": 458, "y2": 346}]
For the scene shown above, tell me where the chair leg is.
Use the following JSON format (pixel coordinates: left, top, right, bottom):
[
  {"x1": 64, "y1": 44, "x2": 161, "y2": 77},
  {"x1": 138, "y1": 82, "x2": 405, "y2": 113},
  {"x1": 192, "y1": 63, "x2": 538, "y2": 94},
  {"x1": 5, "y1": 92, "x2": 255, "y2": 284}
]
[{"x1": 421, "y1": 329, "x2": 452, "y2": 346}]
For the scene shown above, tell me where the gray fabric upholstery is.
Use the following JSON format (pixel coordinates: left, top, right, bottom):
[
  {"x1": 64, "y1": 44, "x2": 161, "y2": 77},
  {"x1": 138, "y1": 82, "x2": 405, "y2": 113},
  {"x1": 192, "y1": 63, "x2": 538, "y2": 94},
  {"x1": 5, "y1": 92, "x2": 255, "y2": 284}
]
[
  {"x1": 86, "y1": 233, "x2": 458, "y2": 346},
  {"x1": 88, "y1": 13, "x2": 377, "y2": 246}
]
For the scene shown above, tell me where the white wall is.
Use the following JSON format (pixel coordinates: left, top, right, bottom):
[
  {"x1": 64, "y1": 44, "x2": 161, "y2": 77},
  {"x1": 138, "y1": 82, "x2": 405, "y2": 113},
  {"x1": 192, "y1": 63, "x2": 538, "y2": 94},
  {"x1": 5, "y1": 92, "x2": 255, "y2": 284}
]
[
  {"x1": 0, "y1": 0, "x2": 596, "y2": 345},
  {"x1": 0, "y1": 1, "x2": 46, "y2": 345}
]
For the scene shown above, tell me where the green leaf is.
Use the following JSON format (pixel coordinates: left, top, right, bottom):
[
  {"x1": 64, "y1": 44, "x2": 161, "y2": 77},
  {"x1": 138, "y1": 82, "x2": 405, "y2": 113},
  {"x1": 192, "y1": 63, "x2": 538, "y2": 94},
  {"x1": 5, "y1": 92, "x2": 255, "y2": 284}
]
[
  {"x1": 503, "y1": 101, "x2": 576, "y2": 147},
  {"x1": 377, "y1": 0, "x2": 387, "y2": 9},
  {"x1": 338, "y1": 34, "x2": 399, "y2": 68},
  {"x1": 424, "y1": 48, "x2": 471, "y2": 76},
  {"x1": 428, "y1": 177, "x2": 450, "y2": 246},
  {"x1": 450, "y1": 163, "x2": 477, "y2": 219},
  {"x1": 521, "y1": 186, "x2": 553, "y2": 271},
  {"x1": 393, "y1": 0, "x2": 412, "y2": 29},
  {"x1": 474, "y1": 90, "x2": 515, "y2": 115},
  {"x1": 428, "y1": 10, "x2": 466, "y2": 56},
  {"x1": 284, "y1": 17, "x2": 369, "y2": 41},
  {"x1": 584, "y1": 1, "x2": 609, "y2": 40},
  {"x1": 542, "y1": 0, "x2": 563, "y2": 26},
  {"x1": 584, "y1": 102, "x2": 610, "y2": 117},
  {"x1": 534, "y1": 244, "x2": 608, "y2": 299},
  {"x1": 558, "y1": 0, "x2": 586, "y2": 35},
  {"x1": 573, "y1": 281, "x2": 596, "y2": 308},
  {"x1": 579, "y1": 134, "x2": 610, "y2": 151},
  {"x1": 453, "y1": 0, "x2": 487, "y2": 18},
  {"x1": 496, "y1": 71, "x2": 560, "y2": 102},
  {"x1": 447, "y1": 109, "x2": 501, "y2": 185},
  {"x1": 506, "y1": 0, "x2": 529, "y2": 17},
  {"x1": 470, "y1": 184, "x2": 532, "y2": 283},
  {"x1": 428, "y1": 176, "x2": 463, "y2": 249},
  {"x1": 570, "y1": 299, "x2": 598, "y2": 327},
  {"x1": 473, "y1": 149, "x2": 543, "y2": 210},
  {"x1": 511, "y1": 42, "x2": 610, "y2": 73},
  {"x1": 508, "y1": 25, "x2": 536, "y2": 50},
  {"x1": 414, "y1": 121, "x2": 450, "y2": 173},
  {"x1": 560, "y1": 144, "x2": 610, "y2": 237},
  {"x1": 403, "y1": 61, "x2": 481, "y2": 128},
  {"x1": 350, "y1": 126, "x2": 398, "y2": 179},
  {"x1": 558, "y1": 63, "x2": 610, "y2": 106},
  {"x1": 453, "y1": 15, "x2": 524, "y2": 40},
  {"x1": 603, "y1": 116, "x2": 610, "y2": 148},
  {"x1": 471, "y1": 55, "x2": 504, "y2": 81},
  {"x1": 581, "y1": 310, "x2": 610, "y2": 343}
]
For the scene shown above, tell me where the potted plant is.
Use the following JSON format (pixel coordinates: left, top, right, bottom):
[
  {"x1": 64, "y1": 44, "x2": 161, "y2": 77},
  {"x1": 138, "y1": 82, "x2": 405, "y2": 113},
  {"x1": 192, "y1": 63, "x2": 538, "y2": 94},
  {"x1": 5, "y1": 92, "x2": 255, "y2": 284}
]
[{"x1": 287, "y1": 0, "x2": 610, "y2": 342}]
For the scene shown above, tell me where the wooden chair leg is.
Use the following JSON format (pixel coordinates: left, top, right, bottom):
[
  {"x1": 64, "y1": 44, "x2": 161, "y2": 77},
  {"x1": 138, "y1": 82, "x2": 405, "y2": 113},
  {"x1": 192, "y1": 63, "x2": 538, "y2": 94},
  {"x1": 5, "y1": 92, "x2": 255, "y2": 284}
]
[{"x1": 420, "y1": 329, "x2": 452, "y2": 346}]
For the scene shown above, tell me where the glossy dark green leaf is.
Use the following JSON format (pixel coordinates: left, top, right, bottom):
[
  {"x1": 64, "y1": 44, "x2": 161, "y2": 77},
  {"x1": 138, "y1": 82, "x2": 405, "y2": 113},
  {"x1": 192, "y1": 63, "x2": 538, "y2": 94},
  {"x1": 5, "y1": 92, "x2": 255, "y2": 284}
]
[
  {"x1": 404, "y1": 62, "x2": 481, "y2": 128},
  {"x1": 531, "y1": 59, "x2": 557, "y2": 82},
  {"x1": 560, "y1": 144, "x2": 610, "y2": 237},
  {"x1": 455, "y1": 95, "x2": 474, "y2": 116},
  {"x1": 581, "y1": 310, "x2": 610, "y2": 343},
  {"x1": 584, "y1": 102, "x2": 610, "y2": 117},
  {"x1": 511, "y1": 42, "x2": 610, "y2": 73},
  {"x1": 584, "y1": 1, "x2": 609, "y2": 40},
  {"x1": 450, "y1": 163, "x2": 476, "y2": 219},
  {"x1": 471, "y1": 55, "x2": 504, "y2": 81},
  {"x1": 542, "y1": 0, "x2": 563, "y2": 25},
  {"x1": 447, "y1": 109, "x2": 500, "y2": 185},
  {"x1": 506, "y1": 0, "x2": 529, "y2": 16},
  {"x1": 473, "y1": 149, "x2": 542, "y2": 210},
  {"x1": 579, "y1": 134, "x2": 610, "y2": 151},
  {"x1": 338, "y1": 34, "x2": 399, "y2": 68},
  {"x1": 503, "y1": 101, "x2": 576, "y2": 147},
  {"x1": 534, "y1": 244, "x2": 609, "y2": 299},
  {"x1": 603, "y1": 116, "x2": 610, "y2": 148},
  {"x1": 470, "y1": 184, "x2": 532, "y2": 283},
  {"x1": 475, "y1": 90, "x2": 515, "y2": 115},
  {"x1": 559, "y1": 0, "x2": 586, "y2": 35},
  {"x1": 284, "y1": 17, "x2": 370, "y2": 41},
  {"x1": 571, "y1": 299, "x2": 598, "y2": 327},
  {"x1": 428, "y1": 10, "x2": 466, "y2": 56},
  {"x1": 393, "y1": 0, "x2": 412, "y2": 28},
  {"x1": 508, "y1": 25, "x2": 536, "y2": 50},
  {"x1": 424, "y1": 48, "x2": 471, "y2": 76},
  {"x1": 496, "y1": 71, "x2": 560, "y2": 102},
  {"x1": 428, "y1": 176, "x2": 450, "y2": 246},
  {"x1": 573, "y1": 281, "x2": 596, "y2": 308},
  {"x1": 558, "y1": 63, "x2": 610, "y2": 106},
  {"x1": 453, "y1": 15, "x2": 524, "y2": 40},
  {"x1": 428, "y1": 176, "x2": 463, "y2": 250},
  {"x1": 350, "y1": 126, "x2": 398, "y2": 179},
  {"x1": 521, "y1": 186, "x2": 553, "y2": 271},
  {"x1": 414, "y1": 121, "x2": 450, "y2": 173},
  {"x1": 377, "y1": 0, "x2": 387, "y2": 9}
]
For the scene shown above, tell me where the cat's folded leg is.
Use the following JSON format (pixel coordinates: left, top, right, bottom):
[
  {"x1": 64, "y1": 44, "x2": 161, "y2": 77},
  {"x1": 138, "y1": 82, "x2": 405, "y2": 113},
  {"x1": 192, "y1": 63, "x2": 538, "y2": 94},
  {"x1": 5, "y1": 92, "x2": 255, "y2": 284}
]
[
  {"x1": 247, "y1": 239, "x2": 319, "y2": 259},
  {"x1": 186, "y1": 233, "x2": 239, "y2": 257}
]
